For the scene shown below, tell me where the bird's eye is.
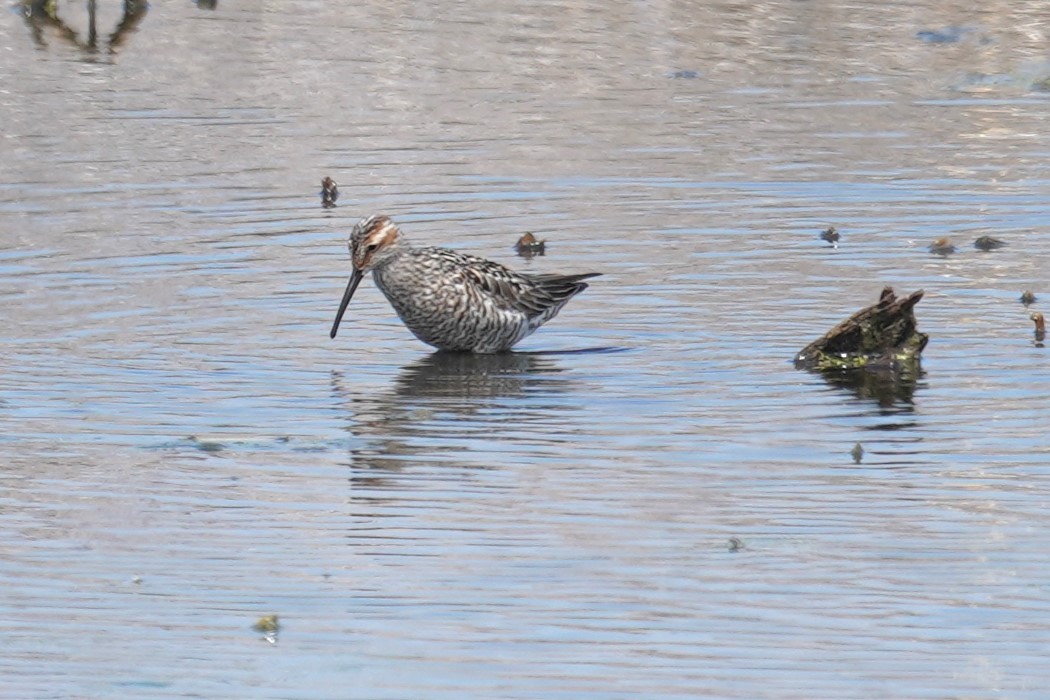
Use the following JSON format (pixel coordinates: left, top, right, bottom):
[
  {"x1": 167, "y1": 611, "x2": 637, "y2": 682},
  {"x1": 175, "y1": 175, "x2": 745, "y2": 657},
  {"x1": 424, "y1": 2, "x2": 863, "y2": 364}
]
[{"x1": 365, "y1": 243, "x2": 379, "y2": 253}]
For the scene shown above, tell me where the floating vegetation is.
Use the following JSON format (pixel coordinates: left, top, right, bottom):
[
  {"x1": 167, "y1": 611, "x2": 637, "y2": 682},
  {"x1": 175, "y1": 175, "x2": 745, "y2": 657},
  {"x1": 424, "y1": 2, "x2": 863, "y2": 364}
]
[
  {"x1": 820, "y1": 226, "x2": 840, "y2": 247},
  {"x1": 253, "y1": 614, "x2": 279, "y2": 633},
  {"x1": 253, "y1": 614, "x2": 280, "y2": 644}
]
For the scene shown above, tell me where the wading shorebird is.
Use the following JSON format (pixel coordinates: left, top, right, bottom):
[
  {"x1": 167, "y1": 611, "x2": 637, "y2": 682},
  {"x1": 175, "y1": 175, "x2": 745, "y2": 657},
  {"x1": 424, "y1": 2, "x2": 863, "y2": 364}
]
[{"x1": 329, "y1": 215, "x2": 599, "y2": 353}]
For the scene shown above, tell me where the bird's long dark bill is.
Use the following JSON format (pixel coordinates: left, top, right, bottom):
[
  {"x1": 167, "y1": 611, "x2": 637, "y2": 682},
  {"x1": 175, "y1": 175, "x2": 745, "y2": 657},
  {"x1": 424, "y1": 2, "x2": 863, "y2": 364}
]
[{"x1": 330, "y1": 269, "x2": 364, "y2": 339}]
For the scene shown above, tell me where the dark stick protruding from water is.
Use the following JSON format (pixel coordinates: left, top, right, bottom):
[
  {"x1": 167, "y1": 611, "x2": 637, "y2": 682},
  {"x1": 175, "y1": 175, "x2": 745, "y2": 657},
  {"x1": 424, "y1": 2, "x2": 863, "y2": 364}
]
[{"x1": 1032, "y1": 312, "x2": 1045, "y2": 344}]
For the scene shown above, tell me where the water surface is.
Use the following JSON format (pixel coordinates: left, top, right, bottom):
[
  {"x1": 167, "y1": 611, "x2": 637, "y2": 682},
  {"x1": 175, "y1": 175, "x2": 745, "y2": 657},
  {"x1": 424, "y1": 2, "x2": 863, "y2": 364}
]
[{"x1": 2, "y1": 1, "x2": 1049, "y2": 698}]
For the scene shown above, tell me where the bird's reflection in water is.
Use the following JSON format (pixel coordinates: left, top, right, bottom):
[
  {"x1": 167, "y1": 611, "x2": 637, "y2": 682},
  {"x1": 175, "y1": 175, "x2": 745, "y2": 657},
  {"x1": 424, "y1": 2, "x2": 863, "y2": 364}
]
[
  {"x1": 333, "y1": 352, "x2": 581, "y2": 491},
  {"x1": 21, "y1": 0, "x2": 148, "y2": 59},
  {"x1": 390, "y1": 351, "x2": 570, "y2": 402}
]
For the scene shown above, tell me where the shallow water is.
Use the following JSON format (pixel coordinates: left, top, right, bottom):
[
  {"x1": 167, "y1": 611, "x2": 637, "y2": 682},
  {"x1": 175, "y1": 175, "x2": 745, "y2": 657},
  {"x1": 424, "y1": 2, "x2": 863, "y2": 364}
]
[{"x1": 2, "y1": 1, "x2": 1050, "y2": 698}]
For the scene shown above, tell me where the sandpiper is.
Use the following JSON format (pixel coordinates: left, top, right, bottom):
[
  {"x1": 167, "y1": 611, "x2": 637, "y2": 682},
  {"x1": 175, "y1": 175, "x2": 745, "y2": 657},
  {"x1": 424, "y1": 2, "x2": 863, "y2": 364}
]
[{"x1": 330, "y1": 215, "x2": 599, "y2": 352}]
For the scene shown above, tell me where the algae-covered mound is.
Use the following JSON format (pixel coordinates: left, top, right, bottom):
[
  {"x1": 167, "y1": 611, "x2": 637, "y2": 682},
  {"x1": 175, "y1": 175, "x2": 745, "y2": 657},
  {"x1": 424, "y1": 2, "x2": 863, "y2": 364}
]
[{"x1": 794, "y1": 287, "x2": 928, "y2": 371}]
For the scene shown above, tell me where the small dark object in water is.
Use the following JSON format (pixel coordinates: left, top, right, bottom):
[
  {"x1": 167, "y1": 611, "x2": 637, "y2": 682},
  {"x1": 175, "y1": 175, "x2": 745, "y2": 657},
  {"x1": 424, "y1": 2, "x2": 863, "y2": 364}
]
[
  {"x1": 928, "y1": 237, "x2": 956, "y2": 256},
  {"x1": 321, "y1": 177, "x2": 339, "y2": 209},
  {"x1": 974, "y1": 236, "x2": 1005, "y2": 251},
  {"x1": 670, "y1": 70, "x2": 700, "y2": 79},
  {"x1": 1032, "y1": 312, "x2": 1046, "y2": 344},
  {"x1": 514, "y1": 231, "x2": 545, "y2": 257},
  {"x1": 795, "y1": 287, "x2": 928, "y2": 371},
  {"x1": 1020, "y1": 290, "x2": 1037, "y2": 306},
  {"x1": 727, "y1": 537, "x2": 744, "y2": 552},
  {"x1": 850, "y1": 442, "x2": 864, "y2": 464},
  {"x1": 820, "y1": 226, "x2": 840, "y2": 247},
  {"x1": 187, "y1": 435, "x2": 223, "y2": 453},
  {"x1": 916, "y1": 27, "x2": 970, "y2": 44}
]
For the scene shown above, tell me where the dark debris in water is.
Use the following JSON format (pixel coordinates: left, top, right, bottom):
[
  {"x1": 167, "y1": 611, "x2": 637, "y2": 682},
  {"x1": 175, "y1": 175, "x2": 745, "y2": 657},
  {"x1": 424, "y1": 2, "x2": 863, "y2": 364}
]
[
  {"x1": 795, "y1": 287, "x2": 927, "y2": 371},
  {"x1": 928, "y1": 237, "x2": 956, "y2": 256},
  {"x1": 973, "y1": 235, "x2": 1005, "y2": 251},
  {"x1": 1032, "y1": 312, "x2": 1045, "y2": 346},
  {"x1": 187, "y1": 435, "x2": 224, "y2": 453},
  {"x1": 1020, "y1": 290, "x2": 1037, "y2": 307},
  {"x1": 796, "y1": 287, "x2": 927, "y2": 407},
  {"x1": 850, "y1": 442, "x2": 864, "y2": 464},
  {"x1": 669, "y1": 69, "x2": 700, "y2": 79},
  {"x1": 820, "y1": 226, "x2": 840, "y2": 247},
  {"x1": 727, "y1": 537, "x2": 745, "y2": 552},
  {"x1": 514, "y1": 232, "x2": 546, "y2": 257},
  {"x1": 321, "y1": 176, "x2": 339, "y2": 209}
]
